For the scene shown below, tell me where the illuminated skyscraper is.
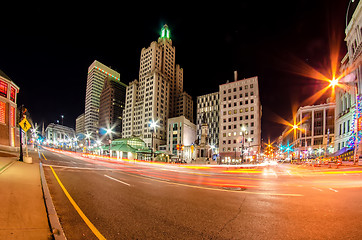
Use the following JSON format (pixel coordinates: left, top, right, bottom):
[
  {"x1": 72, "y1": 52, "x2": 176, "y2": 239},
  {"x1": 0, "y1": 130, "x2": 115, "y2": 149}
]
[
  {"x1": 123, "y1": 25, "x2": 193, "y2": 150},
  {"x1": 84, "y1": 60, "x2": 120, "y2": 138}
]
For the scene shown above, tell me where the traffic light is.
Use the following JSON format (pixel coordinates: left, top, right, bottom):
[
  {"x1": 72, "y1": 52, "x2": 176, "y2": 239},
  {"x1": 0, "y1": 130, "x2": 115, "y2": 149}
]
[
  {"x1": 181, "y1": 145, "x2": 184, "y2": 151},
  {"x1": 176, "y1": 144, "x2": 180, "y2": 150}
]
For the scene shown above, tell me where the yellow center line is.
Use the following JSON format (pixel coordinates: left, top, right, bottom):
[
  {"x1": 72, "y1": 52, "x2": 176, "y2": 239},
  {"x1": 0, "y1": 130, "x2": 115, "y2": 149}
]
[
  {"x1": 49, "y1": 166, "x2": 106, "y2": 240},
  {"x1": 41, "y1": 152, "x2": 47, "y2": 160}
]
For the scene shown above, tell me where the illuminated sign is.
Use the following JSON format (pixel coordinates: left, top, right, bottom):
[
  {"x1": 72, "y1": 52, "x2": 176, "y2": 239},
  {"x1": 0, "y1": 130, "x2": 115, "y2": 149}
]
[{"x1": 358, "y1": 117, "x2": 362, "y2": 132}]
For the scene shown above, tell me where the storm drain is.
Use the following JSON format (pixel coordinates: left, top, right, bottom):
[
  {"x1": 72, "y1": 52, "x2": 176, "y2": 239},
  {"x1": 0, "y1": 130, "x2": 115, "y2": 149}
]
[{"x1": 222, "y1": 186, "x2": 247, "y2": 191}]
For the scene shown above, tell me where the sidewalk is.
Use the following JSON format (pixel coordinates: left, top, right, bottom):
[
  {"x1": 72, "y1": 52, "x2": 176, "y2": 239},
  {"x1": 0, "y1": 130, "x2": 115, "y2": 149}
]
[{"x1": 0, "y1": 148, "x2": 52, "y2": 239}]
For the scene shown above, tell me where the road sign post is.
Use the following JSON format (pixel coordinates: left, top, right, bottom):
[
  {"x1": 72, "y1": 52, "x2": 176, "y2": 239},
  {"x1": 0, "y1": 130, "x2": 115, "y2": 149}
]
[{"x1": 19, "y1": 116, "x2": 31, "y2": 159}]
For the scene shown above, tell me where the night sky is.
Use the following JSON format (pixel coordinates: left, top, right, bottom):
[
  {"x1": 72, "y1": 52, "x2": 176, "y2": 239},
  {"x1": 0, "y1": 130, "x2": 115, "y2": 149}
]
[{"x1": 0, "y1": 1, "x2": 350, "y2": 141}]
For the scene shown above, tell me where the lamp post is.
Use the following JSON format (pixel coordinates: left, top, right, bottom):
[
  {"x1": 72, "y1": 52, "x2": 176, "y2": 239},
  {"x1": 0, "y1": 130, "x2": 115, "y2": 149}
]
[
  {"x1": 107, "y1": 128, "x2": 113, "y2": 158},
  {"x1": 149, "y1": 120, "x2": 159, "y2": 161},
  {"x1": 85, "y1": 132, "x2": 91, "y2": 153},
  {"x1": 241, "y1": 126, "x2": 247, "y2": 163}
]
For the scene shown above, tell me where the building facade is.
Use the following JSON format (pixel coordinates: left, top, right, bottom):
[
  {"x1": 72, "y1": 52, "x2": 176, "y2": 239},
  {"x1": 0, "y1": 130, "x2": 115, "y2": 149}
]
[
  {"x1": 45, "y1": 123, "x2": 76, "y2": 148},
  {"x1": 335, "y1": 0, "x2": 362, "y2": 156},
  {"x1": 293, "y1": 102, "x2": 335, "y2": 157},
  {"x1": 218, "y1": 74, "x2": 262, "y2": 161},
  {"x1": 175, "y1": 91, "x2": 193, "y2": 122},
  {"x1": 166, "y1": 115, "x2": 196, "y2": 162},
  {"x1": 122, "y1": 25, "x2": 193, "y2": 150},
  {"x1": 196, "y1": 92, "x2": 219, "y2": 150},
  {"x1": 84, "y1": 60, "x2": 120, "y2": 138},
  {"x1": 75, "y1": 113, "x2": 85, "y2": 136},
  {"x1": 0, "y1": 70, "x2": 19, "y2": 147},
  {"x1": 98, "y1": 76, "x2": 127, "y2": 138}
]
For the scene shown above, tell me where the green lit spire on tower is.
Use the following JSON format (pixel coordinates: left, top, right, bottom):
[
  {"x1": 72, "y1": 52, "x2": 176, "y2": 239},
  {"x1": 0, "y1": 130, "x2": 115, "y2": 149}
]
[{"x1": 160, "y1": 24, "x2": 170, "y2": 39}]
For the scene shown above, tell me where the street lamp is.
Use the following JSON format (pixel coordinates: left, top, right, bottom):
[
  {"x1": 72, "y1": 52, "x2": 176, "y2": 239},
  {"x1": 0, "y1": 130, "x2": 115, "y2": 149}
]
[
  {"x1": 241, "y1": 125, "x2": 247, "y2": 163},
  {"x1": 85, "y1": 132, "x2": 91, "y2": 153},
  {"x1": 149, "y1": 120, "x2": 159, "y2": 161},
  {"x1": 106, "y1": 128, "x2": 114, "y2": 158}
]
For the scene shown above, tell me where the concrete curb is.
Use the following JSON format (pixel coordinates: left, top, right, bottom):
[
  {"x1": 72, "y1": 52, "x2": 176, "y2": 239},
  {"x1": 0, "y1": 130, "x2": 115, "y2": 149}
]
[
  {"x1": 0, "y1": 160, "x2": 16, "y2": 174},
  {"x1": 39, "y1": 162, "x2": 67, "y2": 240}
]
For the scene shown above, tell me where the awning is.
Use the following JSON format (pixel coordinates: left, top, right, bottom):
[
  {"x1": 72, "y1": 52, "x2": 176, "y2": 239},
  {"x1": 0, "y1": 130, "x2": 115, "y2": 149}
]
[
  {"x1": 136, "y1": 148, "x2": 152, "y2": 154},
  {"x1": 332, "y1": 147, "x2": 353, "y2": 157}
]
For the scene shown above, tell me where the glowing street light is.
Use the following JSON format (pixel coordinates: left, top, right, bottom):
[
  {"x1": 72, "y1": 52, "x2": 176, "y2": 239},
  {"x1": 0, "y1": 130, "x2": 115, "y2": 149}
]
[
  {"x1": 240, "y1": 125, "x2": 247, "y2": 163},
  {"x1": 149, "y1": 120, "x2": 159, "y2": 161}
]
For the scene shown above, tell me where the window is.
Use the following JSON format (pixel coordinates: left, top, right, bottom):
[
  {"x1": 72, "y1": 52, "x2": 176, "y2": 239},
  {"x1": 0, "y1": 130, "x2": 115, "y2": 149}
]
[
  {"x1": 10, "y1": 106, "x2": 15, "y2": 126},
  {"x1": 0, "y1": 80, "x2": 7, "y2": 98},
  {"x1": 10, "y1": 87, "x2": 16, "y2": 102},
  {"x1": 0, "y1": 101, "x2": 5, "y2": 124},
  {"x1": 347, "y1": 120, "x2": 350, "y2": 132}
]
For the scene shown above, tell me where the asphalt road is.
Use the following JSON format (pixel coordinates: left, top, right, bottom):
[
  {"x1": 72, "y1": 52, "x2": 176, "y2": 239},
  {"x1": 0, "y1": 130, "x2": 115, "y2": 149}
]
[{"x1": 40, "y1": 148, "x2": 362, "y2": 240}]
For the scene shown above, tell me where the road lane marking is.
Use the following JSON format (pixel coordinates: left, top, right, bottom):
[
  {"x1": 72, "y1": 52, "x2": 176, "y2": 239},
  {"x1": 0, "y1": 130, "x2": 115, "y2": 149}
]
[
  {"x1": 104, "y1": 175, "x2": 131, "y2": 186},
  {"x1": 41, "y1": 152, "x2": 47, "y2": 161},
  {"x1": 312, "y1": 187, "x2": 323, "y2": 192},
  {"x1": 329, "y1": 188, "x2": 338, "y2": 192},
  {"x1": 119, "y1": 171, "x2": 303, "y2": 197},
  {"x1": 49, "y1": 166, "x2": 106, "y2": 240}
]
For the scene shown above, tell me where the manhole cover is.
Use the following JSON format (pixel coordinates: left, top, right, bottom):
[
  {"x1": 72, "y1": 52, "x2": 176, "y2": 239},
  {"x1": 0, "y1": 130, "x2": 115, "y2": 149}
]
[{"x1": 222, "y1": 186, "x2": 246, "y2": 191}]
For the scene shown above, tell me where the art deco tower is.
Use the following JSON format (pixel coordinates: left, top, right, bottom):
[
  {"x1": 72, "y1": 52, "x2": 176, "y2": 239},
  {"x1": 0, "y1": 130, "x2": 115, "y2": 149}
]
[{"x1": 122, "y1": 25, "x2": 193, "y2": 150}]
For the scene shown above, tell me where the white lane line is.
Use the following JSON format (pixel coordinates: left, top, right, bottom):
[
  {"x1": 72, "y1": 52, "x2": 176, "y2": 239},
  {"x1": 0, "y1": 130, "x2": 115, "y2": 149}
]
[
  {"x1": 329, "y1": 188, "x2": 338, "y2": 193},
  {"x1": 312, "y1": 187, "x2": 323, "y2": 192},
  {"x1": 104, "y1": 174, "x2": 131, "y2": 186}
]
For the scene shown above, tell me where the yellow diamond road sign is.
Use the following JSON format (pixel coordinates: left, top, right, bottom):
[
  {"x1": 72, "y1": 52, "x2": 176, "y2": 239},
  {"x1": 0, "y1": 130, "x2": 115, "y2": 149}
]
[{"x1": 19, "y1": 118, "x2": 31, "y2": 132}]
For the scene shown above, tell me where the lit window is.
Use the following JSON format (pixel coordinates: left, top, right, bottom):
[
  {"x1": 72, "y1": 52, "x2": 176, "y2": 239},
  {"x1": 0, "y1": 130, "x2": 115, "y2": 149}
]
[
  {"x1": 10, "y1": 107, "x2": 15, "y2": 126},
  {"x1": 0, "y1": 101, "x2": 5, "y2": 124},
  {"x1": 0, "y1": 81, "x2": 7, "y2": 98}
]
